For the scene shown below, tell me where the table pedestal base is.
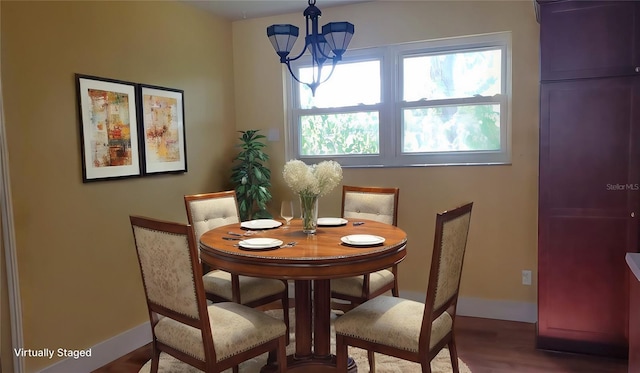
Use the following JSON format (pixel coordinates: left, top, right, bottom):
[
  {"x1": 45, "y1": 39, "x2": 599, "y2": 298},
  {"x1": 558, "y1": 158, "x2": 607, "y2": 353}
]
[
  {"x1": 260, "y1": 355, "x2": 357, "y2": 373},
  {"x1": 260, "y1": 279, "x2": 358, "y2": 372}
]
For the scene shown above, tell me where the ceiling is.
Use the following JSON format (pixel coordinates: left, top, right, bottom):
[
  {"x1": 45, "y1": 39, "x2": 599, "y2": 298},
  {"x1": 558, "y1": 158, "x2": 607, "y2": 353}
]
[{"x1": 186, "y1": 0, "x2": 371, "y2": 21}]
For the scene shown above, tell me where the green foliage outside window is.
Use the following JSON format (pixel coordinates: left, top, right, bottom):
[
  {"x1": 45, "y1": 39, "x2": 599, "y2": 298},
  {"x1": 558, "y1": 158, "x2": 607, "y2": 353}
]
[
  {"x1": 464, "y1": 104, "x2": 500, "y2": 150},
  {"x1": 300, "y1": 112, "x2": 379, "y2": 156},
  {"x1": 403, "y1": 104, "x2": 500, "y2": 152}
]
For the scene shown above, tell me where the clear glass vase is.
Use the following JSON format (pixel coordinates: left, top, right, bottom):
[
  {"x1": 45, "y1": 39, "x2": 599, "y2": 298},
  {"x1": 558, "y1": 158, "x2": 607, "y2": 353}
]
[{"x1": 299, "y1": 194, "x2": 319, "y2": 234}]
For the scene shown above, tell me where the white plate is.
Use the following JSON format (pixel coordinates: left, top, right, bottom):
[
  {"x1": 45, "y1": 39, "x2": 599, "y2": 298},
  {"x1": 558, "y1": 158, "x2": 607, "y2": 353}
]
[
  {"x1": 317, "y1": 217, "x2": 348, "y2": 226},
  {"x1": 341, "y1": 234, "x2": 385, "y2": 246},
  {"x1": 240, "y1": 219, "x2": 283, "y2": 230},
  {"x1": 238, "y1": 238, "x2": 284, "y2": 249}
]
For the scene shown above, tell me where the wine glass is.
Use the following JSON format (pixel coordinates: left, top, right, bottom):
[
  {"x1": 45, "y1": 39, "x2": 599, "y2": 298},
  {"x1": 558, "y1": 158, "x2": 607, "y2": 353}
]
[{"x1": 280, "y1": 200, "x2": 294, "y2": 228}]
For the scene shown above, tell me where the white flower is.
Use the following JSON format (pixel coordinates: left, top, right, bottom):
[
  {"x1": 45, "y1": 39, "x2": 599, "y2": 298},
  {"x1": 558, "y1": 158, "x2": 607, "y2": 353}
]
[{"x1": 283, "y1": 160, "x2": 343, "y2": 197}]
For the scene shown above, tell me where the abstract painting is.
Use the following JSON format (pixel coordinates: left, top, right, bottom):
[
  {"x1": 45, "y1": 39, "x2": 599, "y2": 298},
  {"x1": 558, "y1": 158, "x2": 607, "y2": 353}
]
[
  {"x1": 76, "y1": 74, "x2": 140, "y2": 182},
  {"x1": 139, "y1": 85, "x2": 187, "y2": 174}
]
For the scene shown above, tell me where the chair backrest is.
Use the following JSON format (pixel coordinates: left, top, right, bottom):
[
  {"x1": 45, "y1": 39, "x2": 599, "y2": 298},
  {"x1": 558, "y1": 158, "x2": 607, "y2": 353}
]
[
  {"x1": 341, "y1": 185, "x2": 400, "y2": 226},
  {"x1": 421, "y1": 203, "x2": 473, "y2": 340},
  {"x1": 184, "y1": 191, "x2": 240, "y2": 241},
  {"x1": 129, "y1": 215, "x2": 216, "y2": 358}
]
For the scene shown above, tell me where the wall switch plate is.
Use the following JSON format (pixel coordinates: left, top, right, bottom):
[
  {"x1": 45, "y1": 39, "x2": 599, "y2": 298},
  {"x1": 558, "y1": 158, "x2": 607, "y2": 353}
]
[{"x1": 522, "y1": 270, "x2": 532, "y2": 286}]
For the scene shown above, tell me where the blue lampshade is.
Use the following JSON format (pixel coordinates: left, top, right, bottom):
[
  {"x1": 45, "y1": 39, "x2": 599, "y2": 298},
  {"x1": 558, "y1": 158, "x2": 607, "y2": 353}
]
[
  {"x1": 313, "y1": 35, "x2": 333, "y2": 65},
  {"x1": 322, "y1": 22, "x2": 355, "y2": 57},
  {"x1": 267, "y1": 24, "x2": 300, "y2": 58}
]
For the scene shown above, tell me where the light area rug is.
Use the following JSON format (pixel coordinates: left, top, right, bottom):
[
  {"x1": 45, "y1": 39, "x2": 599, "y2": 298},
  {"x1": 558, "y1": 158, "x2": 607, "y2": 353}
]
[{"x1": 140, "y1": 309, "x2": 472, "y2": 373}]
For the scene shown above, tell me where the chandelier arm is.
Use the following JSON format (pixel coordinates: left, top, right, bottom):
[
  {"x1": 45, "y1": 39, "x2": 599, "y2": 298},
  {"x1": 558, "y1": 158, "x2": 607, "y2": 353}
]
[
  {"x1": 316, "y1": 60, "x2": 338, "y2": 85},
  {"x1": 285, "y1": 59, "x2": 337, "y2": 92},
  {"x1": 284, "y1": 42, "x2": 309, "y2": 64},
  {"x1": 285, "y1": 61, "x2": 307, "y2": 85}
]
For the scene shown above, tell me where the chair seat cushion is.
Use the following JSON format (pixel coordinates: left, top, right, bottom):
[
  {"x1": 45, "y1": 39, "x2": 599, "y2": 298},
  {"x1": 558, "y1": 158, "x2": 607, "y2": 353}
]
[
  {"x1": 154, "y1": 302, "x2": 286, "y2": 362},
  {"x1": 334, "y1": 295, "x2": 452, "y2": 353},
  {"x1": 330, "y1": 269, "x2": 394, "y2": 297},
  {"x1": 202, "y1": 270, "x2": 285, "y2": 303}
]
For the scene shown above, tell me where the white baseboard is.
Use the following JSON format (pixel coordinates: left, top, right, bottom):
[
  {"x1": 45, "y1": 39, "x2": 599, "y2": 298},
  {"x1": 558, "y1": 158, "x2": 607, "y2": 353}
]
[
  {"x1": 288, "y1": 281, "x2": 295, "y2": 298},
  {"x1": 38, "y1": 322, "x2": 152, "y2": 373},
  {"x1": 400, "y1": 290, "x2": 537, "y2": 323}
]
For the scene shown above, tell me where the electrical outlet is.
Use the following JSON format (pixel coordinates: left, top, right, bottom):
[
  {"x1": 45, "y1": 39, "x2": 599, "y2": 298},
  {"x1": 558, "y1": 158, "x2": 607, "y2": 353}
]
[{"x1": 522, "y1": 270, "x2": 532, "y2": 286}]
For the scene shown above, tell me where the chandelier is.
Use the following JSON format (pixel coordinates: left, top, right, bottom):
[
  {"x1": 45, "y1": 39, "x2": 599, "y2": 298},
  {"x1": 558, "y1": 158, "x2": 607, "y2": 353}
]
[{"x1": 266, "y1": 0, "x2": 355, "y2": 95}]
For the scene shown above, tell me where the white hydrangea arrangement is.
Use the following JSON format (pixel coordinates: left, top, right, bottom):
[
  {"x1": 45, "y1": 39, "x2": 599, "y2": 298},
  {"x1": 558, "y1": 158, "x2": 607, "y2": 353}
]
[
  {"x1": 283, "y1": 160, "x2": 343, "y2": 233},
  {"x1": 283, "y1": 159, "x2": 343, "y2": 197}
]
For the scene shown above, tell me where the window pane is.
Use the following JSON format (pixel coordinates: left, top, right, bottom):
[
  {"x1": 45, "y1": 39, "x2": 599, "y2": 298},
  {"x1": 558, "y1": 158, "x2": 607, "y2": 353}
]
[
  {"x1": 402, "y1": 104, "x2": 500, "y2": 152},
  {"x1": 298, "y1": 60, "x2": 381, "y2": 109},
  {"x1": 403, "y1": 49, "x2": 502, "y2": 102},
  {"x1": 300, "y1": 112, "x2": 379, "y2": 155}
]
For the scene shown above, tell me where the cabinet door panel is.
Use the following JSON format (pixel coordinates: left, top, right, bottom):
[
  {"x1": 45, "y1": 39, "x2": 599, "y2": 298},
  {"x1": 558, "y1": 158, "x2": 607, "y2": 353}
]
[
  {"x1": 540, "y1": 1, "x2": 640, "y2": 81},
  {"x1": 541, "y1": 217, "x2": 627, "y2": 343},
  {"x1": 545, "y1": 80, "x2": 633, "y2": 209}
]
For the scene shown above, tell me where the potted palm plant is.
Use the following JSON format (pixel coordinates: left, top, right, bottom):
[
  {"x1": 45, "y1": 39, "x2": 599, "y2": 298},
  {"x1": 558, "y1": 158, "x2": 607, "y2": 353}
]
[{"x1": 230, "y1": 130, "x2": 273, "y2": 221}]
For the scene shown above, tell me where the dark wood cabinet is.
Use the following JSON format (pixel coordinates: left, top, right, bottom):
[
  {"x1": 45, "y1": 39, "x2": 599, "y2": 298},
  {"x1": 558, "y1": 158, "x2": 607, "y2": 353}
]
[
  {"x1": 538, "y1": 0, "x2": 640, "y2": 358},
  {"x1": 538, "y1": 77, "x2": 640, "y2": 357},
  {"x1": 539, "y1": 1, "x2": 640, "y2": 81}
]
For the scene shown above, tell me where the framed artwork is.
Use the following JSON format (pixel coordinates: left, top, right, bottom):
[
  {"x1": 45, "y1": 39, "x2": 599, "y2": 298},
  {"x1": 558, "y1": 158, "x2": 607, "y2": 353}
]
[
  {"x1": 76, "y1": 74, "x2": 141, "y2": 182},
  {"x1": 139, "y1": 84, "x2": 187, "y2": 175}
]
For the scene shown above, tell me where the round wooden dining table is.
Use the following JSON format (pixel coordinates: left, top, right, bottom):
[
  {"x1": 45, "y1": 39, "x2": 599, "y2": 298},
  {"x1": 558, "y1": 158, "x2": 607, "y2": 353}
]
[{"x1": 199, "y1": 218, "x2": 407, "y2": 373}]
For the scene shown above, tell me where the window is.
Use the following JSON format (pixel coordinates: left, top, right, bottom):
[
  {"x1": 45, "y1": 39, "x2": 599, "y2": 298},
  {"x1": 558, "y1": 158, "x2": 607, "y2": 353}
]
[{"x1": 287, "y1": 32, "x2": 511, "y2": 167}]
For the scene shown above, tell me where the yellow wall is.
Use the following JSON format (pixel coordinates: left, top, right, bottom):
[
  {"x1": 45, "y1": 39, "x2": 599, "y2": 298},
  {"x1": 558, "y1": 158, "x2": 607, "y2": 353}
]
[
  {"x1": 1, "y1": 1, "x2": 236, "y2": 371},
  {"x1": 233, "y1": 1, "x2": 540, "y2": 302}
]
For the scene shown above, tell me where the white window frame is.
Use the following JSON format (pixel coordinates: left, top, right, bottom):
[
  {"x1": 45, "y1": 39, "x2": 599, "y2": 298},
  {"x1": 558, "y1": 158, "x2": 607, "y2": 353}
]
[{"x1": 286, "y1": 32, "x2": 512, "y2": 167}]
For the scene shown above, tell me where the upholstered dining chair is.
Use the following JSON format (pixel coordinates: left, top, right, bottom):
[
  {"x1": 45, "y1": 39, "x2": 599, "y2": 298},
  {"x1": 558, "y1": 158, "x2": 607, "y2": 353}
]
[
  {"x1": 184, "y1": 191, "x2": 289, "y2": 338},
  {"x1": 331, "y1": 185, "x2": 400, "y2": 312},
  {"x1": 335, "y1": 202, "x2": 473, "y2": 373},
  {"x1": 129, "y1": 215, "x2": 287, "y2": 373}
]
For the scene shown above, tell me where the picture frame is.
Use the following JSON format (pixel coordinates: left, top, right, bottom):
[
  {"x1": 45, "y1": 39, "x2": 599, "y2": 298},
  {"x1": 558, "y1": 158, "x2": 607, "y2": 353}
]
[
  {"x1": 138, "y1": 84, "x2": 187, "y2": 175},
  {"x1": 76, "y1": 74, "x2": 141, "y2": 182}
]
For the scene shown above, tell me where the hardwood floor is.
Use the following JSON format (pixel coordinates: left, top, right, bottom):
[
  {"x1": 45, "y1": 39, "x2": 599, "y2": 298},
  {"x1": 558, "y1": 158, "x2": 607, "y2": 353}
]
[
  {"x1": 454, "y1": 317, "x2": 626, "y2": 373},
  {"x1": 92, "y1": 315, "x2": 627, "y2": 373}
]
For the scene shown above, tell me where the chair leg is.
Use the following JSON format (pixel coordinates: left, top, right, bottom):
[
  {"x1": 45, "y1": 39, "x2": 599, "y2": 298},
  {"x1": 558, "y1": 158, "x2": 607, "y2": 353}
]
[
  {"x1": 421, "y1": 362, "x2": 432, "y2": 373},
  {"x1": 391, "y1": 265, "x2": 400, "y2": 297},
  {"x1": 150, "y1": 346, "x2": 160, "y2": 373},
  {"x1": 267, "y1": 350, "x2": 276, "y2": 364},
  {"x1": 336, "y1": 335, "x2": 349, "y2": 371},
  {"x1": 282, "y1": 294, "x2": 290, "y2": 345},
  {"x1": 448, "y1": 339, "x2": 460, "y2": 373},
  {"x1": 232, "y1": 365, "x2": 239, "y2": 373},
  {"x1": 367, "y1": 350, "x2": 376, "y2": 372},
  {"x1": 277, "y1": 335, "x2": 288, "y2": 373},
  {"x1": 391, "y1": 282, "x2": 399, "y2": 297}
]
